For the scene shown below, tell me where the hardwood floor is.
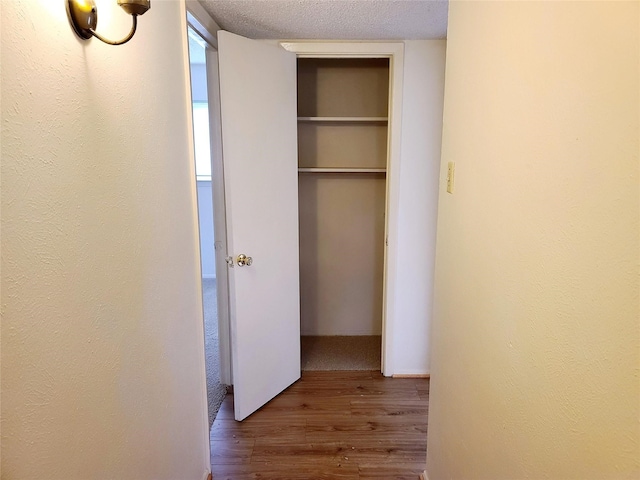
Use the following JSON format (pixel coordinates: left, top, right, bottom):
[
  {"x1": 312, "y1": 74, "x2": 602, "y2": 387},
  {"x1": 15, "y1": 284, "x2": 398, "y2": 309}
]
[{"x1": 210, "y1": 370, "x2": 429, "y2": 480}]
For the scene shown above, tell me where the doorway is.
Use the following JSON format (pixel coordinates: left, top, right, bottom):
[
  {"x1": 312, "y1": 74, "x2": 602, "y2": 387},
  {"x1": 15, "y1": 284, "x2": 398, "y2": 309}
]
[
  {"x1": 296, "y1": 57, "x2": 390, "y2": 372},
  {"x1": 214, "y1": 33, "x2": 406, "y2": 420},
  {"x1": 187, "y1": 26, "x2": 227, "y2": 427}
]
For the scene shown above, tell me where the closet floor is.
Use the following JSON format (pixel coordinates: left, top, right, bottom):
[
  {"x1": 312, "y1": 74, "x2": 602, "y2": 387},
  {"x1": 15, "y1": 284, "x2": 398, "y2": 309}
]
[{"x1": 301, "y1": 336, "x2": 381, "y2": 371}]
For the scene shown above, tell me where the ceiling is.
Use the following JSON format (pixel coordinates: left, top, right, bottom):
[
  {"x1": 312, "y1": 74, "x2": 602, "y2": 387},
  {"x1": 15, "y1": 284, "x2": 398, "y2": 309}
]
[{"x1": 197, "y1": 0, "x2": 449, "y2": 40}]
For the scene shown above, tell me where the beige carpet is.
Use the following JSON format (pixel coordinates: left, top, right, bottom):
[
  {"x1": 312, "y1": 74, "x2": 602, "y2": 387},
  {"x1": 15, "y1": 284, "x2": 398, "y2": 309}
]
[
  {"x1": 301, "y1": 335, "x2": 381, "y2": 371},
  {"x1": 203, "y1": 278, "x2": 226, "y2": 427}
]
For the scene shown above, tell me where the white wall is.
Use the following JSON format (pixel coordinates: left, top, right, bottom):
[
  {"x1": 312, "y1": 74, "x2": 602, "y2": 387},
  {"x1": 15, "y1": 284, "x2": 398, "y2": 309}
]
[
  {"x1": 197, "y1": 180, "x2": 216, "y2": 278},
  {"x1": 190, "y1": 63, "x2": 208, "y2": 102},
  {"x1": 427, "y1": 2, "x2": 639, "y2": 479},
  {"x1": 392, "y1": 40, "x2": 446, "y2": 374},
  {"x1": 1, "y1": 1, "x2": 209, "y2": 479}
]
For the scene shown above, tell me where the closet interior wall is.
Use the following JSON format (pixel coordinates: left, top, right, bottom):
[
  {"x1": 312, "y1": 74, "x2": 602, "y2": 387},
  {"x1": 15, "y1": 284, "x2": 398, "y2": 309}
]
[{"x1": 297, "y1": 58, "x2": 390, "y2": 349}]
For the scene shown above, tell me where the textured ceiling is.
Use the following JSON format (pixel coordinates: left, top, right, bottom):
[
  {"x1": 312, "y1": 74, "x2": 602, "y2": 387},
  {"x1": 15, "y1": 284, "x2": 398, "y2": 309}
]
[{"x1": 197, "y1": 0, "x2": 448, "y2": 40}]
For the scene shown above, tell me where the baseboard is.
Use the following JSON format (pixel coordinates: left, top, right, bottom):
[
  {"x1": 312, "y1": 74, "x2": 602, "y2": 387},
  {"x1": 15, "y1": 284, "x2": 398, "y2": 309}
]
[
  {"x1": 393, "y1": 374, "x2": 430, "y2": 379},
  {"x1": 419, "y1": 470, "x2": 429, "y2": 480}
]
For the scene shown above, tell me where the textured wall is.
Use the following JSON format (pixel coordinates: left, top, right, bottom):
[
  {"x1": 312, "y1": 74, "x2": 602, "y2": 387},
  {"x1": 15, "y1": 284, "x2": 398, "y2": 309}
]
[
  {"x1": 427, "y1": 1, "x2": 639, "y2": 479},
  {"x1": 1, "y1": 1, "x2": 209, "y2": 479}
]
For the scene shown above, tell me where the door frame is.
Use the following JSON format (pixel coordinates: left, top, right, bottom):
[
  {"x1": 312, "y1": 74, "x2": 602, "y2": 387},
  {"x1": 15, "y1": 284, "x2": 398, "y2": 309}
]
[
  {"x1": 186, "y1": 0, "x2": 220, "y2": 48},
  {"x1": 187, "y1": 14, "x2": 233, "y2": 385},
  {"x1": 185, "y1": 8, "x2": 232, "y2": 385},
  {"x1": 280, "y1": 41, "x2": 405, "y2": 376},
  {"x1": 203, "y1": 47, "x2": 232, "y2": 386}
]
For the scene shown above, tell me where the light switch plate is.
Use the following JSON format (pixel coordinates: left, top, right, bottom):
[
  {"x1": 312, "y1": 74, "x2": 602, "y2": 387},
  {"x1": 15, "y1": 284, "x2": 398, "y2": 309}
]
[{"x1": 446, "y1": 161, "x2": 455, "y2": 194}]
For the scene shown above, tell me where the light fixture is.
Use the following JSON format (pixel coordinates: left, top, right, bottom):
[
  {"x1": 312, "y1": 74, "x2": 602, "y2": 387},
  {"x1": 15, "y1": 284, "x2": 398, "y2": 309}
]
[{"x1": 67, "y1": 0, "x2": 150, "y2": 45}]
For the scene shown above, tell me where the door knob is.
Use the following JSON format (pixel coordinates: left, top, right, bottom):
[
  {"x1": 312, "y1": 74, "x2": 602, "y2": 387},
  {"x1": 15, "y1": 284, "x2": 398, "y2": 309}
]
[{"x1": 236, "y1": 254, "x2": 253, "y2": 267}]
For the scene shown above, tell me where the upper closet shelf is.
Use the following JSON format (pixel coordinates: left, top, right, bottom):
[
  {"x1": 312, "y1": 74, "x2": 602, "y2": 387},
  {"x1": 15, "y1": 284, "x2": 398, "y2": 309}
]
[
  {"x1": 297, "y1": 116, "x2": 388, "y2": 123},
  {"x1": 298, "y1": 168, "x2": 386, "y2": 174}
]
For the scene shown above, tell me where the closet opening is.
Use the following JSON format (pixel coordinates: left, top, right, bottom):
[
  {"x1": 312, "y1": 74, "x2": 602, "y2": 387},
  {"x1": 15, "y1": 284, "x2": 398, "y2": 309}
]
[{"x1": 297, "y1": 57, "x2": 390, "y2": 372}]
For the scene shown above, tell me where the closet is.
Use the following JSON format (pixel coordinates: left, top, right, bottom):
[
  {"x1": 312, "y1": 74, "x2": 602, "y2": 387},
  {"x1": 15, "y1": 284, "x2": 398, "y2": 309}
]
[
  {"x1": 217, "y1": 32, "x2": 407, "y2": 419},
  {"x1": 297, "y1": 58, "x2": 390, "y2": 371}
]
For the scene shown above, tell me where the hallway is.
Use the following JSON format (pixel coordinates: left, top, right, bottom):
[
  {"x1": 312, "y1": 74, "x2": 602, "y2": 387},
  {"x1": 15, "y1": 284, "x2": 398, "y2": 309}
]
[{"x1": 210, "y1": 371, "x2": 429, "y2": 479}]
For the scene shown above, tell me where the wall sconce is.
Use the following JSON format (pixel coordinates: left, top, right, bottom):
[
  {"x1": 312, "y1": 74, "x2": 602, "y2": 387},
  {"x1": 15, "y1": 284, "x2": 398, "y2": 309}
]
[{"x1": 67, "y1": 0, "x2": 150, "y2": 45}]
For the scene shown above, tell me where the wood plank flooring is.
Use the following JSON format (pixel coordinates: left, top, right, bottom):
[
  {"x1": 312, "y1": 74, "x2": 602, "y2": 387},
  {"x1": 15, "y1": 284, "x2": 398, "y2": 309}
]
[{"x1": 210, "y1": 370, "x2": 429, "y2": 480}]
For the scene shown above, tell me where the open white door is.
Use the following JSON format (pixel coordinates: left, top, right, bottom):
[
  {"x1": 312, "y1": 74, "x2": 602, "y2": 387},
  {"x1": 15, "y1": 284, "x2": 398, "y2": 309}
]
[{"x1": 217, "y1": 31, "x2": 300, "y2": 421}]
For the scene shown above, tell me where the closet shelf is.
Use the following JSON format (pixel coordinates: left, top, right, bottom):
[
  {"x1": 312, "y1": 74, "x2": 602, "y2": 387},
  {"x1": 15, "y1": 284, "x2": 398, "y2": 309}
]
[
  {"x1": 297, "y1": 116, "x2": 388, "y2": 123},
  {"x1": 298, "y1": 167, "x2": 386, "y2": 174}
]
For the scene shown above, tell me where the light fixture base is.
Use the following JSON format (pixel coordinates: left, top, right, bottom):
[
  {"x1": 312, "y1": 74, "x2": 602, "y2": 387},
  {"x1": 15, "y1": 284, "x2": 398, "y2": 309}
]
[
  {"x1": 67, "y1": 0, "x2": 98, "y2": 40},
  {"x1": 117, "y1": 0, "x2": 151, "y2": 16}
]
